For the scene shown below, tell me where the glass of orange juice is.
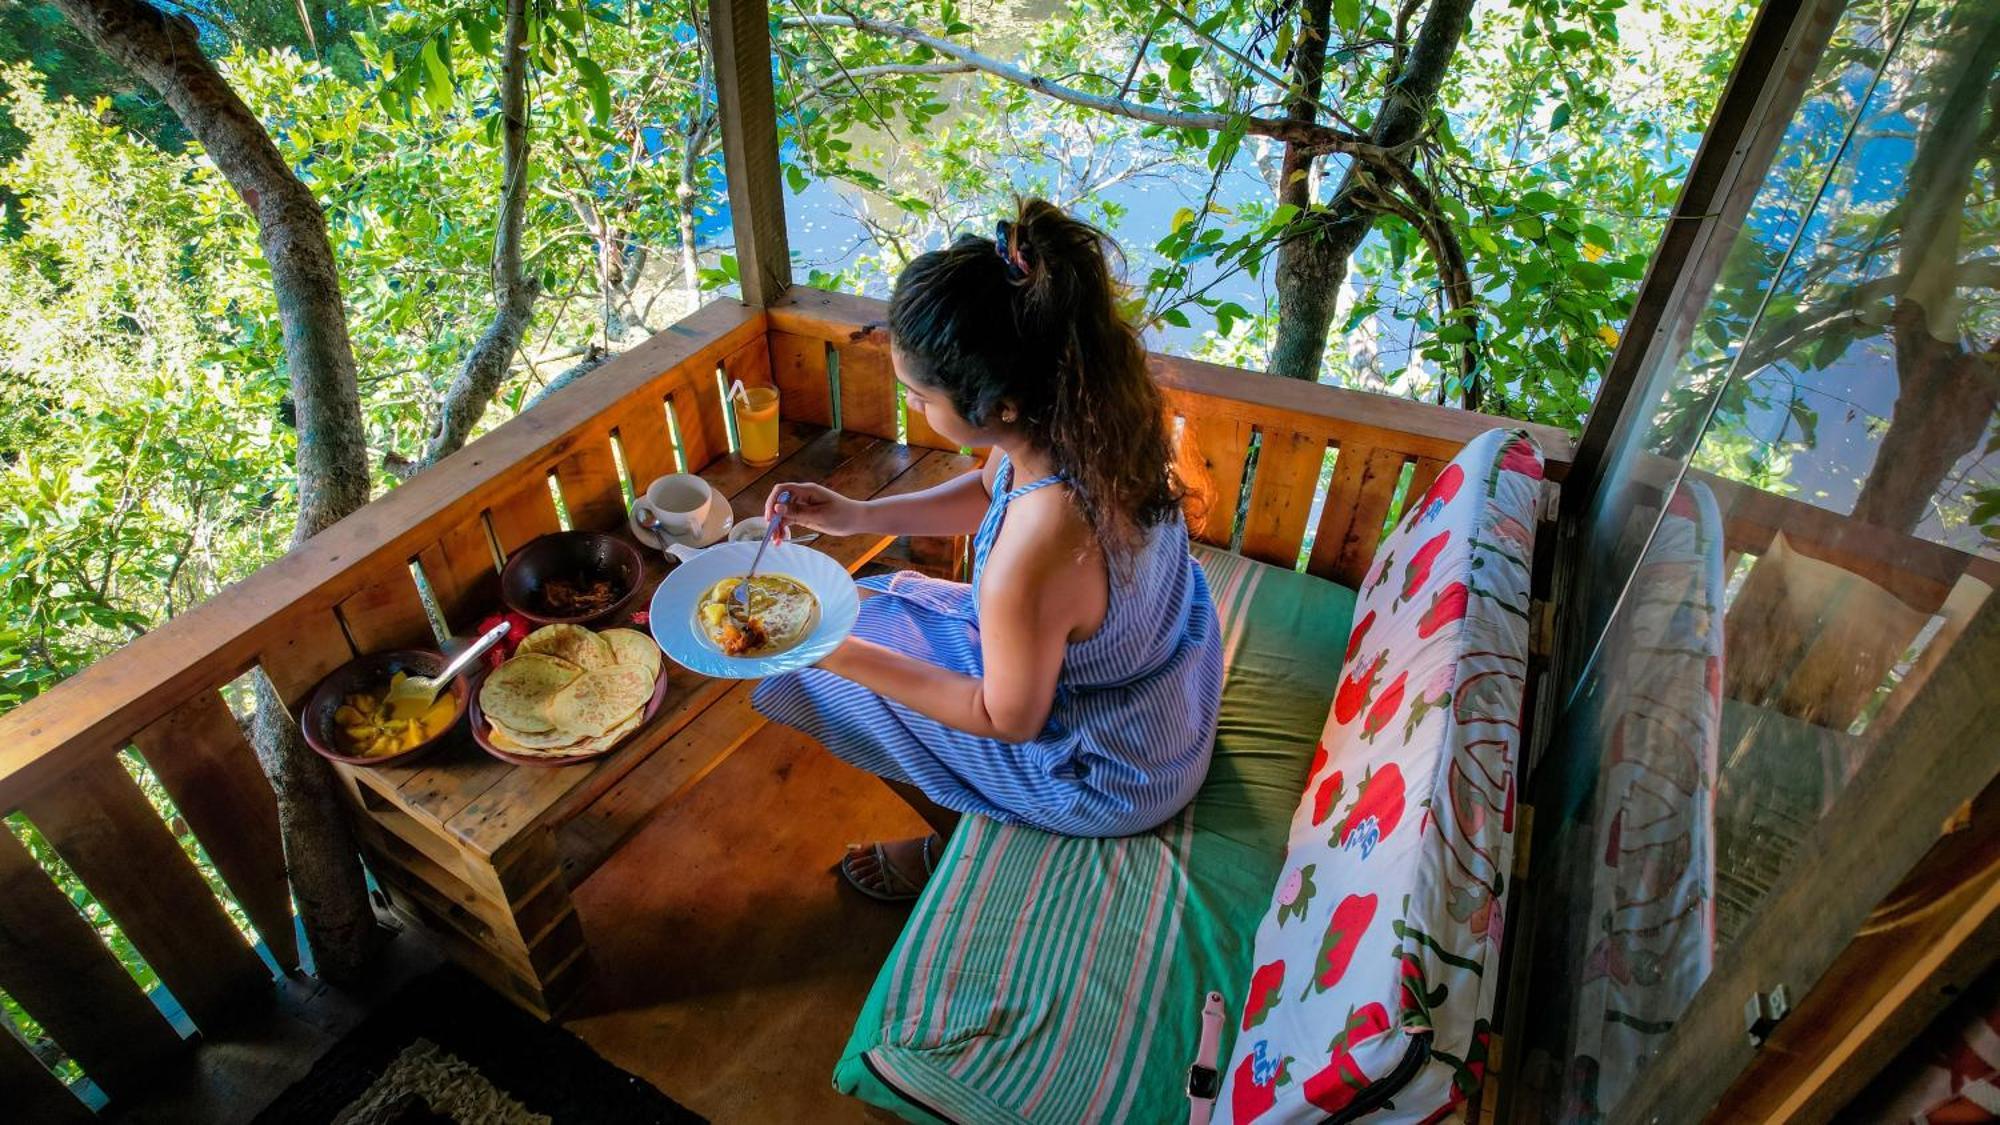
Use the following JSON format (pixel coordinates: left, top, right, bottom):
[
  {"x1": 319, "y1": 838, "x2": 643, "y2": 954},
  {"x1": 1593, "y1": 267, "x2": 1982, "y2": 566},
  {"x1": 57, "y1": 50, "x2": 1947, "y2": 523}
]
[{"x1": 737, "y1": 385, "x2": 781, "y2": 465}]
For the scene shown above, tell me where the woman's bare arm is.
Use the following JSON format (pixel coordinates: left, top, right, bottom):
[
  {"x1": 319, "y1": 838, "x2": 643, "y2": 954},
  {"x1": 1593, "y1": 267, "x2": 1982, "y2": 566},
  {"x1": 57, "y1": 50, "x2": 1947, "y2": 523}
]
[
  {"x1": 765, "y1": 456, "x2": 992, "y2": 539},
  {"x1": 815, "y1": 493, "x2": 1094, "y2": 742}
]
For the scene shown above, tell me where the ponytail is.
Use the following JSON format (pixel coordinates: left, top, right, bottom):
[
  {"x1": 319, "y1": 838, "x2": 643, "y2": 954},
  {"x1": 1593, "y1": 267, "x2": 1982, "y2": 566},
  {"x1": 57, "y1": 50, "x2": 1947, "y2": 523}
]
[{"x1": 888, "y1": 199, "x2": 1183, "y2": 567}]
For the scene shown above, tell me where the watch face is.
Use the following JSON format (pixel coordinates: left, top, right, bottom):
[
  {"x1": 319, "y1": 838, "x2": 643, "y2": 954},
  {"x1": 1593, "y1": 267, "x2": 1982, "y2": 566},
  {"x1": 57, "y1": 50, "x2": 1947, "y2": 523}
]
[{"x1": 1187, "y1": 1064, "x2": 1221, "y2": 1099}]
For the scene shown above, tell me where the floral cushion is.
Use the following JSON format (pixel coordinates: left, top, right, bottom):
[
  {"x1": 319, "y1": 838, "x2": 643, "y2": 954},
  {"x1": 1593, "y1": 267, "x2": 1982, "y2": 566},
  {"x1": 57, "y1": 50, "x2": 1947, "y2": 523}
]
[{"x1": 1218, "y1": 428, "x2": 1544, "y2": 1123}]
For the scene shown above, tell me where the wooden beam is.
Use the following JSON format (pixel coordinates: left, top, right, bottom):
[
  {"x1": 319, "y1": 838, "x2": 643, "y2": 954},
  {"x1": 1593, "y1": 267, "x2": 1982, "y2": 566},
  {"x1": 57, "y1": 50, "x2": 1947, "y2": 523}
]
[
  {"x1": 710, "y1": 0, "x2": 792, "y2": 305},
  {"x1": 1611, "y1": 593, "x2": 2000, "y2": 1123},
  {"x1": 1713, "y1": 776, "x2": 2000, "y2": 1120}
]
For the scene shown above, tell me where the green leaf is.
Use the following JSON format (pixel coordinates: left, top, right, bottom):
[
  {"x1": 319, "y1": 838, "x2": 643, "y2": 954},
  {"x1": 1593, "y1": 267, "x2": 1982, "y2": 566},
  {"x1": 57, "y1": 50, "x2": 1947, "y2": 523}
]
[
  {"x1": 575, "y1": 57, "x2": 612, "y2": 124},
  {"x1": 461, "y1": 13, "x2": 493, "y2": 57},
  {"x1": 420, "y1": 38, "x2": 453, "y2": 113},
  {"x1": 552, "y1": 7, "x2": 586, "y2": 33},
  {"x1": 1549, "y1": 102, "x2": 1571, "y2": 130},
  {"x1": 1159, "y1": 307, "x2": 1191, "y2": 329},
  {"x1": 1333, "y1": 0, "x2": 1361, "y2": 33}
]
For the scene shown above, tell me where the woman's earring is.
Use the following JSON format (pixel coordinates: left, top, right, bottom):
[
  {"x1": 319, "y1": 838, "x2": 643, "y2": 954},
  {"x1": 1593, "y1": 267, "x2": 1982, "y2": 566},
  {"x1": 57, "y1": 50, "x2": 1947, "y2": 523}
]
[{"x1": 1001, "y1": 409, "x2": 1018, "y2": 424}]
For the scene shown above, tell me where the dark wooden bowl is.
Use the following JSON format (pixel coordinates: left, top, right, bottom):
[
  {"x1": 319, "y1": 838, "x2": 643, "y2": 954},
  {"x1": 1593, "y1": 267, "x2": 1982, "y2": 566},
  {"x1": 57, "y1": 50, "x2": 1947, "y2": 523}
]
[
  {"x1": 466, "y1": 659, "x2": 671, "y2": 768},
  {"x1": 300, "y1": 650, "x2": 470, "y2": 768},
  {"x1": 500, "y1": 530, "x2": 644, "y2": 629}
]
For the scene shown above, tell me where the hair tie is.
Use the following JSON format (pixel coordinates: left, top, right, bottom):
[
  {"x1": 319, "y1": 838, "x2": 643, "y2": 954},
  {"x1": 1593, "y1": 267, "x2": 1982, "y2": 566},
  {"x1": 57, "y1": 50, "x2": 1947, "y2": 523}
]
[{"x1": 995, "y1": 220, "x2": 1029, "y2": 281}]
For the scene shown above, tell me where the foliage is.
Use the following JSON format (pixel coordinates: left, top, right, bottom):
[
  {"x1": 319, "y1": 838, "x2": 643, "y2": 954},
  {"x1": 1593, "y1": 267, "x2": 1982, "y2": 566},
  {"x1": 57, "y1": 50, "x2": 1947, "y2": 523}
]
[{"x1": 774, "y1": 0, "x2": 1752, "y2": 431}]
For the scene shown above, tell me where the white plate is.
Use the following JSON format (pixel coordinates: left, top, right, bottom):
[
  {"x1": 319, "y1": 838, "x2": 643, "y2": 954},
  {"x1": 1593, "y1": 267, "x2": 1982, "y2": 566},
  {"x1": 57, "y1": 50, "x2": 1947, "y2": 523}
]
[{"x1": 648, "y1": 541, "x2": 859, "y2": 679}]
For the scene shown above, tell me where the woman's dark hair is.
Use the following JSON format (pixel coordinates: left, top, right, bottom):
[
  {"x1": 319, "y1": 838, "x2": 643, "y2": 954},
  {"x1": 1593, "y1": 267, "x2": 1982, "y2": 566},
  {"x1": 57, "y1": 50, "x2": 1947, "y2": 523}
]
[{"x1": 887, "y1": 199, "x2": 1182, "y2": 565}]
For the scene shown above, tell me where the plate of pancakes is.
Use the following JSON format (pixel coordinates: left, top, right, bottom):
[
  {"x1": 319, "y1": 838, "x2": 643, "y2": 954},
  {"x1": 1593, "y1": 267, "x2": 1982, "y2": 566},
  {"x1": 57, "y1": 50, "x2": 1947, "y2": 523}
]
[
  {"x1": 648, "y1": 540, "x2": 859, "y2": 680},
  {"x1": 469, "y1": 624, "x2": 669, "y2": 766}
]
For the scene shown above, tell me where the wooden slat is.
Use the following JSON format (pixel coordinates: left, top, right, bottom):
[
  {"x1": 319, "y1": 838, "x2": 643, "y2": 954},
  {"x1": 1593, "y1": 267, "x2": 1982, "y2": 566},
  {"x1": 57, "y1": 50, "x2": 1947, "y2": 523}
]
[
  {"x1": 417, "y1": 513, "x2": 502, "y2": 636},
  {"x1": 835, "y1": 337, "x2": 900, "y2": 442},
  {"x1": 719, "y1": 333, "x2": 772, "y2": 396},
  {"x1": 1239, "y1": 428, "x2": 1329, "y2": 568},
  {"x1": 667, "y1": 386, "x2": 716, "y2": 476},
  {"x1": 708, "y1": 0, "x2": 791, "y2": 306},
  {"x1": 0, "y1": 1023, "x2": 89, "y2": 1123},
  {"x1": 19, "y1": 756, "x2": 270, "y2": 1032},
  {"x1": 608, "y1": 395, "x2": 678, "y2": 490},
  {"x1": 1178, "y1": 413, "x2": 1255, "y2": 548},
  {"x1": 129, "y1": 690, "x2": 300, "y2": 971},
  {"x1": 553, "y1": 432, "x2": 628, "y2": 533},
  {"x1": 767, "y1": 331, "x2": 833, "y2": 427},
  {"x1": 1404, "y1": 457, "x2": 1446, "y2": 523},
  {"x1": 1307, "y1": 446, "x2": 1408, "y2": 587},
  {"x1": 335, "y1": 557, "x2": 436, "y2": 654},
  {"x1": 257, "y1": 607, "x2": 355, "y2": 711},
  {"x1": 0, "y1": 827, "x2": 181, "y2": 1100},
  {"x1": 485, "y1": 477, "x2": 562, "y2": 558}
]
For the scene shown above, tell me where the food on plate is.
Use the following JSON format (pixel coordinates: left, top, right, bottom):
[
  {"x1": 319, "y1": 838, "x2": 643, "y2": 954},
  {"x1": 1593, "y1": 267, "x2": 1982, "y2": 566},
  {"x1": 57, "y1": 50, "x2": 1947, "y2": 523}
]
[
  {"x1": 477, "y1": 625, "x2": 661, "y2": 758},
  {"x1": 602, "y1": 626, "x2": 663, "y2": 678},
  {"x1": 696, "y1": 574, "x2": 817, "y2": 656},
  {"x1": 334, "y1": 672, "x2": 456, "y2": 757},
  {"x1": 538, "y1": 574, "x2": 620, "y2": 616},
  {"x1": 514, "y1": 622, "x2": 614, "y2": 670}
]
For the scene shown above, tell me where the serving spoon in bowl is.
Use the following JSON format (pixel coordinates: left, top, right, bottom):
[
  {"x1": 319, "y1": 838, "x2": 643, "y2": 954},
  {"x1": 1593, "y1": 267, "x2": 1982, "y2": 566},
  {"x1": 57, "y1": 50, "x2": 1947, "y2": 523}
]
[{"x1": 384, "y1": 620, "x2": 512, "y2": 721}]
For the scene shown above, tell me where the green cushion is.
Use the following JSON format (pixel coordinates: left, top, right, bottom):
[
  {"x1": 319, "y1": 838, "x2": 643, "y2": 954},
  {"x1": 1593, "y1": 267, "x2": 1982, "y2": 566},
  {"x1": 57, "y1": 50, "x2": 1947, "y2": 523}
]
[{"x1": 834, "y1": 546, "x2": 1357, "y2": 1123}]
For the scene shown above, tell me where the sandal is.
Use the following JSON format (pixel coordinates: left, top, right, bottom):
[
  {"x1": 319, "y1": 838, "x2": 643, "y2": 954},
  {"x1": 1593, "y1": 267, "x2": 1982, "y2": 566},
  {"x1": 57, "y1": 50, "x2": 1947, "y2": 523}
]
[{"x1": 839, "y1": 834, "x2": 941, "y2": 903}]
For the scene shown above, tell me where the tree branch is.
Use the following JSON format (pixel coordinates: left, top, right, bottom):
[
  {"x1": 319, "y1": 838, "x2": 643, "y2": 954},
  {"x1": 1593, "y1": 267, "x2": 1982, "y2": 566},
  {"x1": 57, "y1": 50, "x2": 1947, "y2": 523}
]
[
  {"x1": 421, "y1": 0, "x2": 540, "y2": 466},
  {"x1": 778, "y1": 12, "x2": 1382, "y2": 155}
]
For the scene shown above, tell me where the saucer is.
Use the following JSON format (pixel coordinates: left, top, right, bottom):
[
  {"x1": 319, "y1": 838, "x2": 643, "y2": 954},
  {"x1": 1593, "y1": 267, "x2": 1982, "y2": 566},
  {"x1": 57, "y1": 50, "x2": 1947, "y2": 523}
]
[{"x1": 630, "y1": 502, "x2": 733, "y2": 553}]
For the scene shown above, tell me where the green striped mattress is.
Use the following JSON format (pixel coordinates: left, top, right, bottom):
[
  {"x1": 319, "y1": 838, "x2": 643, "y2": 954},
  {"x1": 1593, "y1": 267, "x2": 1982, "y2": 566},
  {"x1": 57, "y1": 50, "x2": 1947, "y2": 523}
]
[{"x1": 834, "y1": 545, "x2": 1357, "y2": 1123}]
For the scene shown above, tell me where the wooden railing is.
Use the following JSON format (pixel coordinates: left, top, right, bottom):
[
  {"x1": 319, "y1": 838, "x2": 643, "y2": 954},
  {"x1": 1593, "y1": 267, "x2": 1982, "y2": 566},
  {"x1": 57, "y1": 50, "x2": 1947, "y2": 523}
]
[{"x1": 0, "y1": 288, "x2": 1574, "y2": 1112}]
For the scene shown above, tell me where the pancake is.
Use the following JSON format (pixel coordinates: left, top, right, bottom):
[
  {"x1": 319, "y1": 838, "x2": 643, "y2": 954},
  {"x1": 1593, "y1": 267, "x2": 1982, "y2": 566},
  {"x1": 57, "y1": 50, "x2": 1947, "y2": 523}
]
[
  {"x1": 548, "y1": 664, "x2": 653, "y2": 738},
  {"x1": 478, "y1": 652, "x2": 580, "y2": 734},
  {"x1": 601, "y1": 628, "x2": 662, "y2": 679},
  {"x1": 697, "y1": 574, "x2": 817, "y2": 656},
  {"x1": 516, "y1": 623, "x2": 614, "y2": 670}
]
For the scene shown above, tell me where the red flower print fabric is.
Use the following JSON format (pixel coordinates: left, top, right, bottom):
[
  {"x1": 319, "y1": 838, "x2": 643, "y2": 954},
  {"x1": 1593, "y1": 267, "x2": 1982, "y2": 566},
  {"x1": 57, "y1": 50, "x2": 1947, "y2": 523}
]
[{"x1": 1218, "y1": 429, "x2": 1543, "y2": 1123}]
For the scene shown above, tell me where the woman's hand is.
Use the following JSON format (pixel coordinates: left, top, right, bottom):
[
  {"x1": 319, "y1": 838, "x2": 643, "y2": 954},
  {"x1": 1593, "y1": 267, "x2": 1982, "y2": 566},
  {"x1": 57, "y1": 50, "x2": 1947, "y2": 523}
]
[{"x1": 767, "y1": 482, "x2": 871, "y2": 536}]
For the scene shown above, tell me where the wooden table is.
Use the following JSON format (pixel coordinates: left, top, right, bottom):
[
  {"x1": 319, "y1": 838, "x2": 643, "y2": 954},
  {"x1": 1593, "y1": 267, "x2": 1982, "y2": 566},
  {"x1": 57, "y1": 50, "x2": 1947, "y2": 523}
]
[{"x1": 331, "y1": 422, "x2": 978, "y2": 1017}]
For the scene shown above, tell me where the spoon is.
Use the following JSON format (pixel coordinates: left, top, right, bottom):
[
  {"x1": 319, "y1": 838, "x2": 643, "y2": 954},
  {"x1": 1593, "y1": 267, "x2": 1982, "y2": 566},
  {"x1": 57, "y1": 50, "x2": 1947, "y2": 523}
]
[
  {"x1": 731, "y1": 489, "x2": 791, "y2": 624},
  {"x1": 384, "y1": 621, "x2": 512, "y2": 721}
]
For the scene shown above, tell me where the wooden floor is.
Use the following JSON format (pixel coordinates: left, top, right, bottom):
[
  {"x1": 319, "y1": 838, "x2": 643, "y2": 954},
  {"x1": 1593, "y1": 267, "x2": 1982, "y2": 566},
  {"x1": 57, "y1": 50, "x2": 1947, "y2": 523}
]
[{"x1": 559, "y1": 717, "x2": 930, "y2": 1123}]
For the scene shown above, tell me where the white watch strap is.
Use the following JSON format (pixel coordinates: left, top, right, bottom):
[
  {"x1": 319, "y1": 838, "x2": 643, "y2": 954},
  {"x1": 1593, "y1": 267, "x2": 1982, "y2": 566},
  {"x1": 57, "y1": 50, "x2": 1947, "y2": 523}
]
[{"x1": 1188, "y1": 990, "x2": 1227, "y2": 1125}]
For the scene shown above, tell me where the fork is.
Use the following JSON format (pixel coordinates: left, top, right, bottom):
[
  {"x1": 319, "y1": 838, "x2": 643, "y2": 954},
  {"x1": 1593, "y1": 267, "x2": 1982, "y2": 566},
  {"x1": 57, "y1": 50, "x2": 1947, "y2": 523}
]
[{"x1": 731, "y1": 488, "x2": 790, "y2": 623}]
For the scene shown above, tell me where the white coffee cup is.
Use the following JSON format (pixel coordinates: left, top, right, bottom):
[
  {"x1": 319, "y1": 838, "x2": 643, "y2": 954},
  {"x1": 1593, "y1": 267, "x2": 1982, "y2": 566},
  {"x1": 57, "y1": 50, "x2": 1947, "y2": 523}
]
[{"x1": 634, "y1": 474, "x2": 722, "y2": 543}]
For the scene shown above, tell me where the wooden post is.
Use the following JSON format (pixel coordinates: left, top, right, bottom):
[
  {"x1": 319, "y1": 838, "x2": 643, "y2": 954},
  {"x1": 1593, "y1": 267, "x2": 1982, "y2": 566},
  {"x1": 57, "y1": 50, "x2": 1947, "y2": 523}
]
[{"x1": 709, "y1": 0, "x2": 792, "y2": 306}]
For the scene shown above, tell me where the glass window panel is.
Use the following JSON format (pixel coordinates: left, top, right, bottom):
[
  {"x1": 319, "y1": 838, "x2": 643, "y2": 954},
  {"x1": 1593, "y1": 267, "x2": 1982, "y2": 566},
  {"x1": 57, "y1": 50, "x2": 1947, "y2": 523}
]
[{"x1": 1526, "y1": 0, "x2": 1999, "y2": 1115}]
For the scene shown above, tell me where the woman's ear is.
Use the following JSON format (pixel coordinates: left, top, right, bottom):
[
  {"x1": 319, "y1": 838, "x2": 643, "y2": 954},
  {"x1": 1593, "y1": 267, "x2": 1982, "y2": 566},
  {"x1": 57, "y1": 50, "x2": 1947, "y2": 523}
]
[{"x1": 998, "y1": 400, "x2": 1020, "y2": 425}]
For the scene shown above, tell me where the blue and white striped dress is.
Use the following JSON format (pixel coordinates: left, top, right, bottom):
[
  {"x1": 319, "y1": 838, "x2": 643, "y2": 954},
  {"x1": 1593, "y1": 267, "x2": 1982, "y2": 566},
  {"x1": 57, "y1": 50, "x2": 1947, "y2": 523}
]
[{"x1": 751, "y1": 456, "x2": 1224, "y2": 837}]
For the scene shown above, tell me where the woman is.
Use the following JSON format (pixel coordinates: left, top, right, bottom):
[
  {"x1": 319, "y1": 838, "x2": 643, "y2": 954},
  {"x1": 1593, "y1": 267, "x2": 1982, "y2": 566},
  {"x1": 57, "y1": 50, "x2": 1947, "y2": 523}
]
[{"x1": 752, "y1": 199, "x2": 1223, "y2": 901}]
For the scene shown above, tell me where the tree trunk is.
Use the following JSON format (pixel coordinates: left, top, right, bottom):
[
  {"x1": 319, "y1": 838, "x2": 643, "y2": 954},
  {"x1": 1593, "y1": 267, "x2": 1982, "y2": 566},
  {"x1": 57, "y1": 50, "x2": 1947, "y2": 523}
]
[
  {"x1": 1847, "y1": 13, "x2": 2000, "y2": 533},
  {"x1": 1849, "y1": 307, "x2": 1998, "y2": 534},
  {"x1": 52, "y1": 0, "x2": 378, "y2": 981},
  {"x1": 423, "y1": 0, "x2": 540, "y2": 465},
  {"x1": 1269, "y1": 0, "x2": 1478, "y2": 382}
]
